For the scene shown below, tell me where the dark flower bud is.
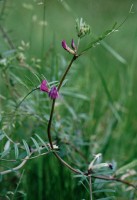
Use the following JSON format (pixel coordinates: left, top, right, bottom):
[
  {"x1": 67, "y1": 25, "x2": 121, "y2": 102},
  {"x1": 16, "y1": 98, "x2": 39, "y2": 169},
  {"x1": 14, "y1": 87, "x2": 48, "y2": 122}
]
[
  {"x1": 108, "y1": 163, "x2": 113, "y2": 170},
  {"x1": 71, "y1": 39, "x2": 77, "y2": 52},
  {"x1": 49, "y1": 86, "x2": 59, "y2": 99}
]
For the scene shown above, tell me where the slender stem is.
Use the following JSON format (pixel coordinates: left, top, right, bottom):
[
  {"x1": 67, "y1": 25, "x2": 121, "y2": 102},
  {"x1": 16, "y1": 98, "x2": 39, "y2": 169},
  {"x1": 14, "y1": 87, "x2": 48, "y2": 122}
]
[
  {"x1": 89, "y1": 175, "x2": 93, "y2": 200},
  {"x1": 57, "y1": 55, "x2": 78, "y2": 91},
  {"x1": 53, "y1": 152, "x2": 80, "y2": 174},
  {"x1": 0, "y1": 24, "x2": 15, "y2": 49},
  {"x1": 77, "y1": 37, "x2": 81, "y2": 50},
  {"x1": 12, "y1": 170, "x2": 25, "y2": 200},
  {"x1": 0, "y1": 155, "x2": 30, "y2": 175},
  {"x1": 0, "y1": 0, "x2": 7, "y2": 19},
  {"x1": 15, "y1": 87, "x2": 39, "y2": 110},
  {"x1": 0, "y1": 146, "x2": 50, "y2": 175},
  {"x1": 47, "y1": 55, "x2": 78, "y2": 149},
  {"x1": 47, "y1": 55, "x2": 79, "y2": 171},
  {"x1": 64, "y1": 141, "x2": 88, "y2": 163},
  {"x1": 41, "y1": 0, "x2": 46, "y2": 58},
  {"x1": 47, "y1": 99, "x2": 55, "y2": 149},
  {"x1": 90, "y1": 174, "x2": 136, "y2": 189}
]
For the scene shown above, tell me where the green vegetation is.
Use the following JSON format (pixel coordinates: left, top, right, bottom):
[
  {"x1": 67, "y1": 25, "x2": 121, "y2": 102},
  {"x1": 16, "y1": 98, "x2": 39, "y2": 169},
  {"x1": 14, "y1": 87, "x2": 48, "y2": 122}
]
[{"x1": 0, "y1": 0, "x2": 137, "y2": 199}]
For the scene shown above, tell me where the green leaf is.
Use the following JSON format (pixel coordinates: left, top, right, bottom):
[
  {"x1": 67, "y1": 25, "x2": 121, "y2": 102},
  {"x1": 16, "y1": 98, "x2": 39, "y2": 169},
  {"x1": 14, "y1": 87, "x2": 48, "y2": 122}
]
[
  {"x1": 93, "y1": 189, "x2": 115, "y2": 193},
  {"x1": 0, "y1": 133, "x2": 5, "y2": 141},
  {"x1": 10, "y1": 72, "x2": 29, "y2": 89},
  {"x1": 1, "y1": 149, "x2": 10, "y2": 158},
  {"x1": 14, "y1": 143, "x2": 19, "y2": 159},
  {"x1": 61, "y1": 89, "x2": 89, "y2": 101},
  {"x1": 0, "y1": 174, "x2": 3, "y2": 182},
  {"x1": 2, "y1": 49, "x2": 16, "y2": 57},
  {"x1": 32, "y1": 72, "x2": 41, "y2": 83},
  {"x1": 116, "y1": 159, "x2": 137, "y2": 175},
  {"x1": 81, "y1": 22, "x2": 117, "y2": 53},
  {"x1": 63, "y1": 100, "x2": 77, "y2": 119},
  {"x1": 35, "y1": 134, "x2": 48, "y2": 150},
  {"x1": 31, "y1": 137, "x2": 40, "y2": 154},
  {"x1": 4, "y1": 140, "x2": 10, "y2": 151},
  {"x1": 96, "y1": 197, "x2": 115, "y2": 200},
  {"x1": 101, "y1": 41, "x2": 127, "y2": 65},
  {"x1": 22, "y1": 140, "x2": 30, "y2": 156},
  {"x1": 93, "y1": 60, "x2": 121, "y2": 121}
]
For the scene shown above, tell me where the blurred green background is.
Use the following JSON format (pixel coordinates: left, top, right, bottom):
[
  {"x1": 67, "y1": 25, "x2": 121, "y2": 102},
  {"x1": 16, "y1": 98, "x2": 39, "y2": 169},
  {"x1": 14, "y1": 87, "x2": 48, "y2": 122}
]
[{"x1": 0, "y1": 0, "x2": 137, "y2": 199}]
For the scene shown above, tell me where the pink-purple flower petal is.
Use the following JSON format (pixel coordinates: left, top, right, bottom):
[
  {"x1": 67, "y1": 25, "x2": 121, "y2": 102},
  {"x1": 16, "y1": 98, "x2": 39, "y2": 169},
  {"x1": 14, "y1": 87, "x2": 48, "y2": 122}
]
[
  {"x1": 40, "y1": 80, "x2": 49, "y2": 93},
  {"x1": 62, "y1": 40, "x2": 67, "y2": 50}
]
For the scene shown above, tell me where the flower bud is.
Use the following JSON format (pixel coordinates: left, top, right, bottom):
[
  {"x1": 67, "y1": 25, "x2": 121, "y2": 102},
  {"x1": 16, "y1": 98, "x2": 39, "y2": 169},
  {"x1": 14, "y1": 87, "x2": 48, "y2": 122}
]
[
  {"x1": 108, "y1": 163, "x2": 113, "y2": 170},
  {"x1": 62, "y1": 40, "x2": 75, "y2": 55},
  {"x1": 49, "y1": 86, "x2": 59, "y2": 99},
  {"x1": 71, "y1": 39, "x2": 77, "y2": 52},
  {"x1": 76, "y1": 18, "x2": 90, "y2": 38}
]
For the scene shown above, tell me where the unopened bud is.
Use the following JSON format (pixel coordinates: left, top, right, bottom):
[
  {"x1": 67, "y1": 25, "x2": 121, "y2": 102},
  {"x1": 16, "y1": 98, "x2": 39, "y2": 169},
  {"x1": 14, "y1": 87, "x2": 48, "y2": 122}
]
[
  {"x1": 62, "y1": 40, "x2": 75, "y2": 55},
  {"x1": 71, "y1": 39, "x2": 77, "y2": 52},
  {"x1": 76, "y1": 18, "x2": 90, "y2": 38},
  {"x1": 49, "y1": 86, "x2": 59, "y2": 99},
  {"x1": 40, "y1": 80, "x2": 49, "y2": 93}
]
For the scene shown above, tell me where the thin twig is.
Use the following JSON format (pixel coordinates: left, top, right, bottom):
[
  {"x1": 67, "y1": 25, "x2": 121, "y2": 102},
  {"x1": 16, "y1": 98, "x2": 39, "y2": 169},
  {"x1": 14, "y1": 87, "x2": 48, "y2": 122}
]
[
  {"x1": 89, "y1": 175, "x2": 93, "y2": 200},
  {"x1": 0, "y1": 0, "x2": 7, "y2": 19},
  {"x1": 12, "y1": 170, "x2": 25, "y2": 200},
  {"x1": 57, "y1": 55, "x2": 78, "y2": 90},
  {"x1": 0, "y1": 155, "x2": 30, "y2": 175},
  {"x1": 15, "y1": 87, "x2": 40, "y2": 110},
  {"x1": 90, "y1": 174, "x2": 137, "y2": 189},
  {"x1": 41, "y1": 0, "x2": 46, "y2": 58},
  {"x1": 64, "y1": 141, "x2": 88, "y2": 163},
  {"x1": 0, "y1": 146, "x2": 50, "y2": 175},
  {"x1": 0, "y1": 24, "x2": 15, "y2": 49},
  {"x1": 0, "y1": 0, "x2": 13, "y2": 51}
]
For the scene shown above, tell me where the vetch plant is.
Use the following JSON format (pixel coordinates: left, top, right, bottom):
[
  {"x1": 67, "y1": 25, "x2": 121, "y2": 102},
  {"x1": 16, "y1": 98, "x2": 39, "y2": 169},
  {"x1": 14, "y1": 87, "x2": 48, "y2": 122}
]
[
  {"x1": 36, "y1": 16, "x2": 135, "y2": 195},
  {"x1": 0, "y1": 8, "x2": 137, "y2": 199}
]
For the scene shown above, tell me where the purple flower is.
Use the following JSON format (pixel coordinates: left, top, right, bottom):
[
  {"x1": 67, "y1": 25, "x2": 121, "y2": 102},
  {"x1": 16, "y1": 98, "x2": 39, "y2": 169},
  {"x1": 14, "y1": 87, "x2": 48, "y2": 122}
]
[
  {"x1": 40, "y1": 80, "x2": 49, "y2": 93},
  {"x1": 40, "y1": 80, "x2": 59, "y2": 100},
  {"x1": 71, "y1": 39, "x2": 77, "y2": 51},
  {"x1": 61, "y1": 40, "x2": 75, "y2": 55},
  {"x1": 49, "y1": 86, "x2": 59, "y2": 99}
]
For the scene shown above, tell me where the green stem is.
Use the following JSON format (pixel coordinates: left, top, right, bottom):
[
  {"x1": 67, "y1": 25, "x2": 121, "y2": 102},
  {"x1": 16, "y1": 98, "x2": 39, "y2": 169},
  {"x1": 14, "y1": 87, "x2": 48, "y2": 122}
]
[
  {"x1": 89, "y1": 175, "x2": 93, "y2": 200},
  {"x1": 15, "y1": 87, "x2": 39, "y2": 110}
]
